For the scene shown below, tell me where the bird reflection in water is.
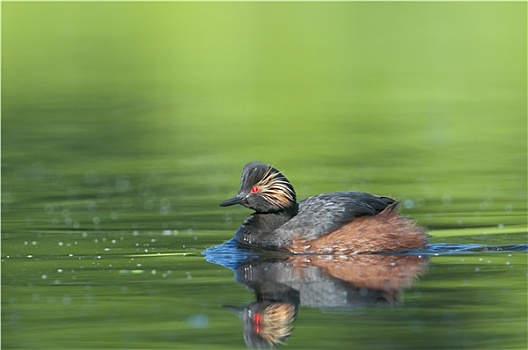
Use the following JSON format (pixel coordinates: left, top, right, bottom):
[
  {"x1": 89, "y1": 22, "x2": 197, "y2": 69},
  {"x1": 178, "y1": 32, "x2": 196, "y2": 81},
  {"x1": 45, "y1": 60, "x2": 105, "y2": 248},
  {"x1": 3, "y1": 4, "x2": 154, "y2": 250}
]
[{"x1": 206, "y1": 245, "x2": 428, "y2": 349}]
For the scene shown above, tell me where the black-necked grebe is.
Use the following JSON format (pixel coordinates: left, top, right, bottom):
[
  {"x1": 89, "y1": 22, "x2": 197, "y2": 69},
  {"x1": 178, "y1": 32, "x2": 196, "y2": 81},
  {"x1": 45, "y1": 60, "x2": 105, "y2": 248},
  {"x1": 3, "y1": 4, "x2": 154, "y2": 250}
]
[{"x1": 219, "y1": 161, "x2": 428, "y2": 254}]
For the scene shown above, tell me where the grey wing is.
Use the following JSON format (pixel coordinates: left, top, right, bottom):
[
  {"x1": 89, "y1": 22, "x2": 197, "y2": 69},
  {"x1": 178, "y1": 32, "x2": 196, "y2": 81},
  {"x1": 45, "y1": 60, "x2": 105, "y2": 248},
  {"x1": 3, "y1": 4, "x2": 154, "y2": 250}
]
[{"x1": 275, "y1": 192, "x2": 396, "y2": 241}]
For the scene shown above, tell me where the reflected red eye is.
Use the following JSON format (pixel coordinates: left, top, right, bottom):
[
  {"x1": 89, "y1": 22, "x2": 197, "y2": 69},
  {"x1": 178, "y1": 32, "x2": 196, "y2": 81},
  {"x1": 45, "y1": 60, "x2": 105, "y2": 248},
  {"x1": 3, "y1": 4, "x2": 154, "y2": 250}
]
[
  {"x1": 253, "y1": 313, "x2": 262, "y2": 333},
  {"x1": 250, "y1": 186, "x2": 259, "y2": 194}
]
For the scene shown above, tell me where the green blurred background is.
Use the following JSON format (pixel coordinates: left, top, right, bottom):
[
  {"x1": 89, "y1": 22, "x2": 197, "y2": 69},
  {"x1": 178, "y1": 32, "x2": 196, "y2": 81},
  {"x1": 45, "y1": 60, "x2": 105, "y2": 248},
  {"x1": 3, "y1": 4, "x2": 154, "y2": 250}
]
[
  {"x1": 3, "y1": 1, "x2": 526, "y2": 230},
  {"x1": 4, "y1": 2, "x2": 525, "y2": 168}
]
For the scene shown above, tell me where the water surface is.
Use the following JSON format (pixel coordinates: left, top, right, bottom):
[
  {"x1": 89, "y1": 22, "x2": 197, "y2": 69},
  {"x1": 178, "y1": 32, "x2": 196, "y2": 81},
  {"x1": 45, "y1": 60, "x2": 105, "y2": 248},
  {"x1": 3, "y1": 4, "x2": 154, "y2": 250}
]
[{"x1": 2, "y1": 2, "x2": 526, "y2": 349}]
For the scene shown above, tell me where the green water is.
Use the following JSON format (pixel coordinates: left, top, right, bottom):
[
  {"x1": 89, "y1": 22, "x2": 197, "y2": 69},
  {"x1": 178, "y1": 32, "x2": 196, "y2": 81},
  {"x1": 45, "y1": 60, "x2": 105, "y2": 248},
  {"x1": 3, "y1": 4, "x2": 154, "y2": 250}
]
[{"x1": 2, "y1": 2, "x2": 527, "y2": 349}]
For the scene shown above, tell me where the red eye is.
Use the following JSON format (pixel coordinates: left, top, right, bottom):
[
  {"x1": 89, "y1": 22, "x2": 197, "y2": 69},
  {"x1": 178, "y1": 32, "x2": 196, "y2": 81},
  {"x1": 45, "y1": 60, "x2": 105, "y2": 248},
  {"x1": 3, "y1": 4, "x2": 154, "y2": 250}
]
[
  {"x1": 250, "y1": 186, "x2": 259, "y2": 194},
  {"x1": 253, "y1": 313, "x2": 262, "y2": 333}
]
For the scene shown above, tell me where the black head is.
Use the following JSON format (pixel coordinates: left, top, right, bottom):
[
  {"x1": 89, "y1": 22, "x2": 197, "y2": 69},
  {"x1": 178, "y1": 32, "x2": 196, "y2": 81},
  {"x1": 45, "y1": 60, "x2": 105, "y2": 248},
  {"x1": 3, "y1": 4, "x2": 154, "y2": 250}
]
[{"x1": 219, "y1": 162, "x2": 297, "y2": 213}]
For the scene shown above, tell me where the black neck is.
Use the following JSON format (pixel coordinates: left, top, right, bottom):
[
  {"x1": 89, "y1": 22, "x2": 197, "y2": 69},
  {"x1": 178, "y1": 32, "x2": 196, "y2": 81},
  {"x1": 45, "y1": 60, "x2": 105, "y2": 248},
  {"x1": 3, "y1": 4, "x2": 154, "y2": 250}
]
[{"x1": 234, "y1": 204, "x2": 298, "y2": 248}]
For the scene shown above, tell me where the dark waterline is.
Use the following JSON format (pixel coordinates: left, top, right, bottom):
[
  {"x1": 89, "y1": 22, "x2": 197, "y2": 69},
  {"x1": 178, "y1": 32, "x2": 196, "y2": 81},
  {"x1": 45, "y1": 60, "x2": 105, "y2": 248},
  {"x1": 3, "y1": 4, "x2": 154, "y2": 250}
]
[{"x1": 204, "y1": 237, "x2": 528, "y2": 269}]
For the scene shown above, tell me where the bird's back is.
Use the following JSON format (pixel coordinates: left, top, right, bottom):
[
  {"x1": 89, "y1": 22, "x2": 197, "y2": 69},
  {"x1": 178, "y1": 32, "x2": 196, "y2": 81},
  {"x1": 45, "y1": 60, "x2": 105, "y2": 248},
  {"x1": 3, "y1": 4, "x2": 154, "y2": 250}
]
[{"x1": 272, "y1": 192, "x2": 397, "y2": 242}]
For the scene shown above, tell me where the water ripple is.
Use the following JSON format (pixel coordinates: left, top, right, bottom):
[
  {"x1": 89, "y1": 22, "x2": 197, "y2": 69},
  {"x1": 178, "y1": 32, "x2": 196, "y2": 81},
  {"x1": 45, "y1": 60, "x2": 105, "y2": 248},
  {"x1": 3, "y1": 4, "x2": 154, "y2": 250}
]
[{"x1": 203, "y1": 241, "x2": 528, "y2": 269}]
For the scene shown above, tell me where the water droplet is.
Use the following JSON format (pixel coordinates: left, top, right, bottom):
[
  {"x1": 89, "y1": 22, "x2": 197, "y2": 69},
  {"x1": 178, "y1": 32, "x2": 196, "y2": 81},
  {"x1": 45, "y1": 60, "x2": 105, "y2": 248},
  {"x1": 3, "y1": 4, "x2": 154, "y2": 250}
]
[
  {"x1": 86, "y1": 201, "x2": 97, "y2": 212},
  {"x1": 115, "y1": 177, "x2": 130, "y2": 193},
  {"x1": 441, "y1": 195, "x2": 452, "y2": 205},
  {"x1": 187, "y1": 314, "x2": 209, "y2": 329},
  {"x1": 403, "y1": 199, "x2": 415, "y2": 209},
  {"x1": 84, "y1": 170, "x2": 100, "y2": 185}
]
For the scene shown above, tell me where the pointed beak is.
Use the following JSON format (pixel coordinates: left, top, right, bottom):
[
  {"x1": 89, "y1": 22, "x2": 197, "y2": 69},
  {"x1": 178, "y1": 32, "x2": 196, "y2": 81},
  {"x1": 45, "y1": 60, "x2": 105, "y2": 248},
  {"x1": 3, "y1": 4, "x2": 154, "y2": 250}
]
[
  {"x1": 219, "y1": 194, "x2": 244, "y2": 207},
  {"x1": 221, "y1": 305, "x2": 243, "y2": 315}
]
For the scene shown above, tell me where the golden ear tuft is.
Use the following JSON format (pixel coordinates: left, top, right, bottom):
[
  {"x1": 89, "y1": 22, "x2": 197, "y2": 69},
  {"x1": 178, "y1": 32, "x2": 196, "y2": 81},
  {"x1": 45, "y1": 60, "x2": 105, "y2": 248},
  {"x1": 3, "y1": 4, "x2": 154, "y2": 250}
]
[
  {"x1": 257, "y1": 303, "x2": 296, "y2": 346},
  {"x1": 256, "y1": 167, "x2": 296, "y2": 209}
]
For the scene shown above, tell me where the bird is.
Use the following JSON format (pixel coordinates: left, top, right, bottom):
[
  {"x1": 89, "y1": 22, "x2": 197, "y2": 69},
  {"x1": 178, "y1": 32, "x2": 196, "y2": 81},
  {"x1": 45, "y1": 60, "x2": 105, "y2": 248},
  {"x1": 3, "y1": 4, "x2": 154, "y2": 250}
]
[{"x1": 219, "y1": 161, "x2": 428, "y2": 254}]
